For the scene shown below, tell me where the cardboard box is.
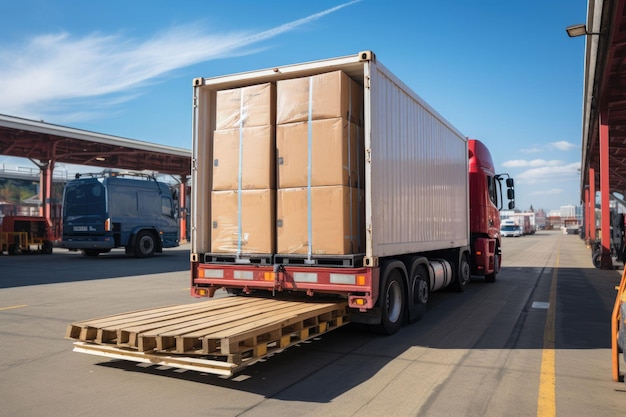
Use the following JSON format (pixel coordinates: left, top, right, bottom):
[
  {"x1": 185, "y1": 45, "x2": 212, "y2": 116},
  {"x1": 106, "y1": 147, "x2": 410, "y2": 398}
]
[
  {"x1": 211, "y1": 189, "x2": 275, "y2": 254},
  {"x1": 276, "y1": 71, "x2": 363, "y2": 126},
  {"x1": 277, "y1": 186, "x2": 363, "y2": 255},
  {"x1": 212, "y1": 125, "x2": 275, "y2": 190},
  {"x1": 215, "y1": 83, "x2": 276, "y2": 130},
  {"x1": 277, "y1": 118, "x2": 363, "y2": 188}
]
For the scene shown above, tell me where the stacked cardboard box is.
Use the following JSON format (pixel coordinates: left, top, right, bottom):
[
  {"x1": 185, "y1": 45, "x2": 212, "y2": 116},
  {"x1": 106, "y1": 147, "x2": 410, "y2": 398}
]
[
  {"x1": 210, "y1": 83, "x2": 276, "y2": 254},
  {"x1": 277, "y1": 186, "x2": 362, "y2": 255},
  {"x1": 210, "y1": 189, "x2": 275, "y2": 254},
  {"x1": 276, "y1": 118, "x2": 361, "y2": 188},
  {"x1": 276, "y1": 70, "x2": 365, "y2": 255}
]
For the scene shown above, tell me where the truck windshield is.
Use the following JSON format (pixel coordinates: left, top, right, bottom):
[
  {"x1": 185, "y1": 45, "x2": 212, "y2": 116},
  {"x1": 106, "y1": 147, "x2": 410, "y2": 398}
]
[
  {"x1": 501, "y1": 225, "x2": 517, "y2": 232},
  {"x1": 63, "y1": 181, "x2": 106, "y2": 217}
]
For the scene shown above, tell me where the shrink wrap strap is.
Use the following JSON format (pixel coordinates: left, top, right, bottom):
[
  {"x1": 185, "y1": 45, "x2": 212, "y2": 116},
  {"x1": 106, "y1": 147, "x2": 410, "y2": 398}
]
[
  {"x1": 237, "y1": 92, "x2": 244, "y2": 255},
  {"x1": 307, "y1": 77, "x2": 313, "y2": 259},
  {"x1": 303, "y1": 77, "x2": 357, "y2": 258}
]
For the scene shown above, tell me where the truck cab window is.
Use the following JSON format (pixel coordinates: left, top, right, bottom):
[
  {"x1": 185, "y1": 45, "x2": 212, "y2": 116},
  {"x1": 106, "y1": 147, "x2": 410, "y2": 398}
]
[{"x1": 487, "y1": 176, "x2": 498, "y2": 206}]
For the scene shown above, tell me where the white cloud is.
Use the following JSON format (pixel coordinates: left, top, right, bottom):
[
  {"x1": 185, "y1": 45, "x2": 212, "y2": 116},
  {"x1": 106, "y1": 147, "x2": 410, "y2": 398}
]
[
  {"x1": 502, "y1": 159, "x2": 563, "y2": 168},
  {"x1": 519, "y1": 141, "x2": 578, "y2": 154},
  {"x1": 0, "y1": 1, "x2": 360, "y2": 122},
  {"x1": 520, "y1": 146, "x2": 543, "y2": 154},
  {"x1": 530, "y1": 188, "x2": 564, "y2": 196},
  {"x1": 550, "y1": 141, "x2": 577, "y2": 151},
  {"x1": 514, "y1": 162, "x2": 580, "y2": 184}
]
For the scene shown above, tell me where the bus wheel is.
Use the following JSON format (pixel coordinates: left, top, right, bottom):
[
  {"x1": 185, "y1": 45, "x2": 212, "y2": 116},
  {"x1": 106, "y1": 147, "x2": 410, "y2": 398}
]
[{"x1": 135, "y1": 231, "x2": 156, "y2": 258}]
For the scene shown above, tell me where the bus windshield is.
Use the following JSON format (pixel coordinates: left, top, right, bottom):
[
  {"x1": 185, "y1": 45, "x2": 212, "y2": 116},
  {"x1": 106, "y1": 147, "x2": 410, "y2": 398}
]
[{"x1": 63, "y1": 180, "x2": 106, "y2": 217}]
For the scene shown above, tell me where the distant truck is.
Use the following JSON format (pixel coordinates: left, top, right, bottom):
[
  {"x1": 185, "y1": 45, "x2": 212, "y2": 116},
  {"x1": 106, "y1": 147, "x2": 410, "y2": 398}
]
[
  {"x1": 0, "y1": 215, "x2": 53, "y2": 255},
  {"x1": 512, "y1": 213, "x2": 533, "y2": 235},
  {"x1": 60, "y1": 171, "x2": 179, "y2": 257},
  {"x1": 500, "y1": 219, "x2": 521, "y2": 237}
]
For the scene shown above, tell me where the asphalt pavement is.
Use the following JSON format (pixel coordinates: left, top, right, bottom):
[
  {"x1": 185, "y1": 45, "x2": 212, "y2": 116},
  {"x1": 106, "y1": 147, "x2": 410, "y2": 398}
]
[{"x1": 1, "y1": 234, "x2": 625, "y2": 416}]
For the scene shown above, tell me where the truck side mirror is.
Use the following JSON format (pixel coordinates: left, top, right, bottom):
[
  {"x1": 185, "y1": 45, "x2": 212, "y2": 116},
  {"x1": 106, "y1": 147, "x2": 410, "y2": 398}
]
[
  {"x1": 507, "y1": 189, "x2": 515, "y2": 200},
  {"x1": 509, "y1": 201, "x2": 515, "y2": 210},
  {"x1": 506, "y1": 178, "x2": 514, "y2": 188}
]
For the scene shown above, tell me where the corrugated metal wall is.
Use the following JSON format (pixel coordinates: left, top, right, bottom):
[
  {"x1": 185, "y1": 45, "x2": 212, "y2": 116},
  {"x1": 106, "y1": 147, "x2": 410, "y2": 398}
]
[{"x1": 367, "y1": 63, "x2": 469, "y2": 258}]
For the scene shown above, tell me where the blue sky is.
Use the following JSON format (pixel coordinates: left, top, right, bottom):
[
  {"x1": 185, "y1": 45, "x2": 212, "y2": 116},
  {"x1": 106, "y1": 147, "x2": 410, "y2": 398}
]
[{"x1": 0, "y1": 0, "x2": 586, "y2": 212}]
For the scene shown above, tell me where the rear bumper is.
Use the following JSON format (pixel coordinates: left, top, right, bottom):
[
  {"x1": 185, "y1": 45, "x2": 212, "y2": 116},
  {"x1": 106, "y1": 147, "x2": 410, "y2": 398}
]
[{"x1": 60, "y1": 237, "x2": 115, "y2": 250}]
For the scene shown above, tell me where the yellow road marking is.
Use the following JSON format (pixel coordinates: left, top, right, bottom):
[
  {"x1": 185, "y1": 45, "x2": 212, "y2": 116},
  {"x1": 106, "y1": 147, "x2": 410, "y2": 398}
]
[
  {"x1": 0, "y1": 304, "x2": 28, "y2": 311},
  {"x1": 537, "y1": 248, "x2": 558, "y2": 417}
]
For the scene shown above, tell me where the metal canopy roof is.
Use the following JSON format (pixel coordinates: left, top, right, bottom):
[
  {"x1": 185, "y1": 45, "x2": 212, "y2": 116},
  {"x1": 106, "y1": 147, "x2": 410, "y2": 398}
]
[
  {"x1": 0, "y1": 114, "x2": 191, "y2": 177},
  {"x1": 581, "y1": 0, "x2": 626, "y2": 196}
]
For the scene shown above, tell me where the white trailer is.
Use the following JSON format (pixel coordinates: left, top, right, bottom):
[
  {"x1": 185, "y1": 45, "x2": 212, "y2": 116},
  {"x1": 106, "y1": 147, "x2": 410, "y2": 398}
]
[{"x1": 192, "y1": 51, "x2": 468, "y2": 262}]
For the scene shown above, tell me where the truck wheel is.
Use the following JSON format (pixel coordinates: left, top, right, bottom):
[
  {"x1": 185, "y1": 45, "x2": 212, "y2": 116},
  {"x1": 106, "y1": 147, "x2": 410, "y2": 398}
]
[
  {"x1": 407, "y1": 260, "x2": 429, "y2": 323},
  {"x1": 42, "y1": 240, "x2": 53, "y2": 255},
  {"x1": 135, "y1": 231, "x2": 156, "y2": 258},
  {"x1": 452, "y1": 252, "x2": 471, "y2": 292},
  {"x1": 372, "y1": 261, "x2": 406, "y2": 335},
  {"x1": 592, "y1": 250, "x2": 602, "y2": 269},
  {"x1": 485, "y1": 252, "x2": 499, "y2": 283},
  {"x1": 8, "y1": 244, "x2": 19, "y2": 255}
]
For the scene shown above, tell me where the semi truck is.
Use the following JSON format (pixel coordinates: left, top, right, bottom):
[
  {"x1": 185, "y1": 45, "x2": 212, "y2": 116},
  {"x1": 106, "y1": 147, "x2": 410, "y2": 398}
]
[
  {"x1": 189, "y1": 51, "x2": 514, "y2": 335},
  {"x1": 60, "y1": 170, "x2": 179, "y2": 257},
  {"x1": 512, "y1": 213, "x2": 533, "y2": 235},
  {"x1": 500, "y1": 219, "x2": 521, "y2": 237},
  {"x1": 67, "y1": 51, "x2": 515, "y2": 375}
]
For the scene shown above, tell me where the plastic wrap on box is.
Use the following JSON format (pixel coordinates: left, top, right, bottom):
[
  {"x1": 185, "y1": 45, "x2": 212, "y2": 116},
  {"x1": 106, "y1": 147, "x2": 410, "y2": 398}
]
[
  {"x1": 276, "y1": 186, "x2": 363, "y2": 255},
  {"x1": 215, "y1": 83, "x2": 276, "y2": 130},
  {"x1": 211, "y1": 189, "x2": 275, "y2": 254},
  {"x1": 212, "y1": 125, "x2": 275, "y2": 191},
  {"x1": 277, "y1": 117, "x2": 363, "y2": 189},
  {"x1": 276, "y1": 71, "x2": 363, "y2": 126}
]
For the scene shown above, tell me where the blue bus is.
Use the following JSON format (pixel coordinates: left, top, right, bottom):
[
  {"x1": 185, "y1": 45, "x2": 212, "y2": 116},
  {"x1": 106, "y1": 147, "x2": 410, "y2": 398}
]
[{"x1": 60, "y1": 171, "x2": 179, "y2": 257}]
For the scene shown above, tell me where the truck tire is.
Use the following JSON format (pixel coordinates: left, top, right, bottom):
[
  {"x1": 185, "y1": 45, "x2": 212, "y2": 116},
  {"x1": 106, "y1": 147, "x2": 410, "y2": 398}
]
[
  {"x1": 592, "y1": 250, "x2": 602, "y2": 269},
  {"x1": 452, "y1": 251, "x2": 471, "y2": 292},
  {"x1": 42, "y1": 240, "x2": 53, "y2": 255},
  {"x1": 135, "y1": 231, "x2": 156, "y2": 258},
  {"x1": 8, "y1": 244, "x2": 19, "y2": 255},
  {"x1": 407, "y1": 259, "x2": 428, "y2": 323},
  {"x1": 371, "y1": 260, "x2": 406, "y2": 335},
  {"x1": 485, "y1": 251, "x2": 499, "y2": 283}
]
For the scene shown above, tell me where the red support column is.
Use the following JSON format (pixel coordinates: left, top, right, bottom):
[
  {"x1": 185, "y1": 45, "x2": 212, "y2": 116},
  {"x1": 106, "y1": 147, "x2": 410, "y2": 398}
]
[
  {"x1": 179, "y1": 177, "x2": 188, "y2": 243},
  {"x1": 600, "y1": 107, "x2": 612, "y2": 269},
  {"x1": 584, "y1": 186, "x2": 590, "y2": 243},
  {"x1": 37, "y1": 160, "x2": 54, "y2": 231},
  {"x1": 589, "y1": 167, "x2": 596, "y2": 242}
]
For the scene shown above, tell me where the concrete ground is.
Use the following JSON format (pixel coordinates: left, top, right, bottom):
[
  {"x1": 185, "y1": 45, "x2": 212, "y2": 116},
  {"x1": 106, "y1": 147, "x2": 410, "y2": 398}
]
[{"x1": 1, "y1": 232, "x2": 625, "y2": 416}]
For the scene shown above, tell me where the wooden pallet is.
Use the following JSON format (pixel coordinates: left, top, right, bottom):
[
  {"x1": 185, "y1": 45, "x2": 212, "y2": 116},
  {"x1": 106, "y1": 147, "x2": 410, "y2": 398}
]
[{"x1": 66, "y1": 296, "x2": 349, "y2": 376}]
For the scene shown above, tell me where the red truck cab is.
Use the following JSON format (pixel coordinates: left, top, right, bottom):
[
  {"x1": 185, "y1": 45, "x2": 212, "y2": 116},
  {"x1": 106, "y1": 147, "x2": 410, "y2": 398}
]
[{"x1": 468, "y1": 139, "x2": 514, "y2": 281}]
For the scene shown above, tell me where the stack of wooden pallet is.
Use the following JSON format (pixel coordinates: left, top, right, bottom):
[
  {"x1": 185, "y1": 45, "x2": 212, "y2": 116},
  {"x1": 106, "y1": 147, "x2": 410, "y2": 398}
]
[{"x1": 66, "y1": 296, "x2": 349, "y2": 376}]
